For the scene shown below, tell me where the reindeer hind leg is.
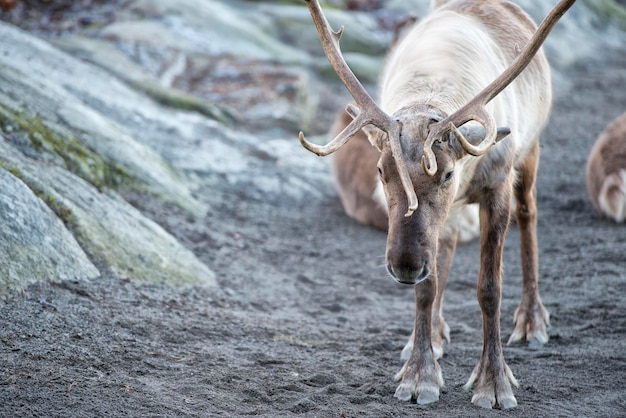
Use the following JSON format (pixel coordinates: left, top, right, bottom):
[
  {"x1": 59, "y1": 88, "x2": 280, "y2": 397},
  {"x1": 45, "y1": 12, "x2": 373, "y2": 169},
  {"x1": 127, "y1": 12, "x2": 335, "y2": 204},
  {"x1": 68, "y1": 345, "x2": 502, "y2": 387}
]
[{"x1": 508, "y1": 140, "x2": 550, "y2": 346}]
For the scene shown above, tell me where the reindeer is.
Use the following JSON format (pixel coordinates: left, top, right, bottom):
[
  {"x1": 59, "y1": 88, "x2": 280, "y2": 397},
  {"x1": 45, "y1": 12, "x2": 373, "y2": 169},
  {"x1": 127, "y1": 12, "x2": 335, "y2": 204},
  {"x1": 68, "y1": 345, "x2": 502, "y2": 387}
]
[
  {"x1": 299, "y1": 0, "x2": 576, "y2": 409},
  {"x1": 586, "y1": 111, "x2": 626, "y2": 223}
]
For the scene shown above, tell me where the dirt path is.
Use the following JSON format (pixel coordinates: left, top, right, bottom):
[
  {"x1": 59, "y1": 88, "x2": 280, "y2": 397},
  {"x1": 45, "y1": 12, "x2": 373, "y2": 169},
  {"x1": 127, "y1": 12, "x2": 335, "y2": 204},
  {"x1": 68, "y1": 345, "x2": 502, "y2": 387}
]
[{"x1": 2, "y1": 6, "x2": 626, "y2": 418}]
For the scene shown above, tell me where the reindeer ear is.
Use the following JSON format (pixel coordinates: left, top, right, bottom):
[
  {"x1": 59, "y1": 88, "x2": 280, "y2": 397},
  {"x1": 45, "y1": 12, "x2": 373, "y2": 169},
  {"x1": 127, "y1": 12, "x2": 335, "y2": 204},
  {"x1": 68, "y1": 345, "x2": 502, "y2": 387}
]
[
  {"x1": 345, "y1": 103, "x2": 385, "y2": 152},
  {"x1": 363, "y1": 125, "x2": 386, "y2": 152},
  {"x1": 496, "y1": 127, "x2": 511, "y2": 141}
]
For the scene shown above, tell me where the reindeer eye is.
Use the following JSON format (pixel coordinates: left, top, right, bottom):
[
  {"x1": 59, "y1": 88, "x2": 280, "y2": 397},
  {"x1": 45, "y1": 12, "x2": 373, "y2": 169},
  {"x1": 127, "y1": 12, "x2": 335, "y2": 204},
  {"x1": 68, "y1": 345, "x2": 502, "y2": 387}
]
[{"x1": 377, "y1": 166, "x2": 383, "y2": 179}]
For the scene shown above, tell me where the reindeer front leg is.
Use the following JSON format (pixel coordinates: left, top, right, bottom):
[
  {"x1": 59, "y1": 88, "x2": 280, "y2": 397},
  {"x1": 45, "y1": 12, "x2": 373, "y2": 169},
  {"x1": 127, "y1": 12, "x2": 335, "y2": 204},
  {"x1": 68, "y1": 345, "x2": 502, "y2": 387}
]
[
  {"x1": 465, "y1": 183, "x2": 518, "y2": 409},
  {"x1": 394, "y1": 276, "x2": 444, "y2": 405},
  {"x1": 401, "y1": 228, "x2": 458, "y2": 361},
  {"x1": 431, "y1": 229, "x2": 458, "y2": 357}
]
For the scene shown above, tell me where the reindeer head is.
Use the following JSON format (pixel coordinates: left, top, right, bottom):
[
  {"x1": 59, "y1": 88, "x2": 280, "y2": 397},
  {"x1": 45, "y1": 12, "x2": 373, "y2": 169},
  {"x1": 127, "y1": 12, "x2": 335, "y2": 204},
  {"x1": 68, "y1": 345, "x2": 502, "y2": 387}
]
[
  {"x1": 362, "y1": 104, "x2": 510, "y2": 284},
  {"x1": 375, "y1": 106, "x2": 458, "y2": 284},
  {"x1": 299, "y1": 0, "x2": 575, "y2": 284}
]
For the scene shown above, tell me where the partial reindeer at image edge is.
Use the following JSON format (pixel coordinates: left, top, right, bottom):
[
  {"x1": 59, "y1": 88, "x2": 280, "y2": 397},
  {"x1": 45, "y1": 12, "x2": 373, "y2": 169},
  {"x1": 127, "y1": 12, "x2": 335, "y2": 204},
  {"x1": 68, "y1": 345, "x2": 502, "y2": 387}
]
[{"x1": 586, "y1": 111, "x2": 626, "y2": 223}]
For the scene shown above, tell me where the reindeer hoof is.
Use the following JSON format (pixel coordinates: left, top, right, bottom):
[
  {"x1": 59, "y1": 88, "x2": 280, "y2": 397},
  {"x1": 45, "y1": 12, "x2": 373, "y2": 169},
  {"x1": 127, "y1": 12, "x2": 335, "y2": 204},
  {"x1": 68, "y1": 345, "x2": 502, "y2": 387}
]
[
  {"x1": 416, "y1": 388, "x2": 439, "y2": 405},
  {"x1": 394, "y1": 383, "x2": 440, "y2": 404},
  {"x1": 394, "y1": 383, "x2": 413, "y2": 401},
  {"x1": 473, "y1": 396, "x2": 493, "y2": 409},
  {"x1": 501, "y1": 397, "x2": 518, "y2": 409},
  {"x1": 471, "y1": 394, "x2": 517, "y2": 410}
]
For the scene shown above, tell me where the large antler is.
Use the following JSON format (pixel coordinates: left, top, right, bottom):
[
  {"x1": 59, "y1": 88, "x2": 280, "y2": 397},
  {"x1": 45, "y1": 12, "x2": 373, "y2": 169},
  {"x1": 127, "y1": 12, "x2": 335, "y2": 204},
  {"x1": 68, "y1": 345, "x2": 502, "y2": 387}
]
[
  {"x1": 422, "y1": 0, "x2": 577, "y2": 176},
  {"x1": 299, "y1": 0, "x2": 418, "y2": 216}
]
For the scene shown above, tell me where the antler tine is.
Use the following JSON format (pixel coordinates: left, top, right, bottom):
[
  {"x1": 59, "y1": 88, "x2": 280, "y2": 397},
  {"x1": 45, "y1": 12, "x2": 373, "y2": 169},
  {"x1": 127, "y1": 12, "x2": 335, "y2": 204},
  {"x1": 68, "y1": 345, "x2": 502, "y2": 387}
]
[
  {"x1": 450, "y1": 108, "x2": 497, "y2": 156},
  {"x1": 299, "y1": 109, "x2": 370, "y2": 156},
  {"x1": 421, "y1": 134, "x2": 438, "y2": 177},
  {"x1": 423, "y1": 0, "x2": 577, "y2": 175},
  {"x1": 389, "y1": 128, "x2": 419, "y2": 216}
]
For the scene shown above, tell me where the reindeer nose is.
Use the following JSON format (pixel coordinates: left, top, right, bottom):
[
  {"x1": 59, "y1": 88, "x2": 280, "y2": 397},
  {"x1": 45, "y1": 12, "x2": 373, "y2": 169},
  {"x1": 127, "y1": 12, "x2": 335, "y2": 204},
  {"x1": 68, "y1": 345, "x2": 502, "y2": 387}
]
[{"x1": 387, "y1": 261, "x2": 431, "y2": 285}]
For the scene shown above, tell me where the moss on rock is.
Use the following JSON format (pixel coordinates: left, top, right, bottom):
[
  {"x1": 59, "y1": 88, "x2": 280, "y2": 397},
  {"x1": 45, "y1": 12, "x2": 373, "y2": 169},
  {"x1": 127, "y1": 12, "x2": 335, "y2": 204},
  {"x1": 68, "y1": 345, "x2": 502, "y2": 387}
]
[{"x1": 0, "y1": 106, "x2": 128, "y2": 190}]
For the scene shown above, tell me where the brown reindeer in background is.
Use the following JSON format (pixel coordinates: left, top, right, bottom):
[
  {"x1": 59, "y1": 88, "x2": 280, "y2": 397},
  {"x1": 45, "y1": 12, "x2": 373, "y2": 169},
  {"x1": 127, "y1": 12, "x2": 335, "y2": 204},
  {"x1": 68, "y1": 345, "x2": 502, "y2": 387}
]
[
  {"x1": 586, "y1": 111, "x2": 626, "y2": 223},
  {"x1": 331, "y1": 107, "x2": 388, "y2": 230},
  {"x1": 299, "y1": 0, "x2": 576, "y2": 409}
]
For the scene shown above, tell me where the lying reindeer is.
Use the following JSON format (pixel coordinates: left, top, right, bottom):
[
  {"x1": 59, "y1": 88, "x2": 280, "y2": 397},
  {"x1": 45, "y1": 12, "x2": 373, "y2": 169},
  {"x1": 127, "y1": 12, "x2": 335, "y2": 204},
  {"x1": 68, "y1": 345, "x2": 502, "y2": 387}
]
[
  {"x1": 586, "y1": 111, "x2": 626, "y2": 223},
  {"x1": 300, "y1": 0, "x2": 575, "y2": 409}
]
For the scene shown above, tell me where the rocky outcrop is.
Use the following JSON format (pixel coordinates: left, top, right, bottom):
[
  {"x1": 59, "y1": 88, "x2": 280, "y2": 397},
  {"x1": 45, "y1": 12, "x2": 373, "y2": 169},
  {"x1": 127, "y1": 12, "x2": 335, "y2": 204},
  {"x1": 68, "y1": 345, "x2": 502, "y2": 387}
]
[
  {"x1": 0, "y1": 22, "x2": 217, "y2": 292},
  {"x1": 0, "y1": 167, "x2": 99, "y2": 294}
]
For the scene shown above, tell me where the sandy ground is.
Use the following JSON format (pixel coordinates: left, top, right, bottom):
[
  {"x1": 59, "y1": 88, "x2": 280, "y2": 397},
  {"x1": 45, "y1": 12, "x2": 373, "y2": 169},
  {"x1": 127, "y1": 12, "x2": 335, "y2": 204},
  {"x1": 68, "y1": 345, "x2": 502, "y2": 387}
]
[{"x1": 2, "y1": 4, "x2": 626, "y2": 418}]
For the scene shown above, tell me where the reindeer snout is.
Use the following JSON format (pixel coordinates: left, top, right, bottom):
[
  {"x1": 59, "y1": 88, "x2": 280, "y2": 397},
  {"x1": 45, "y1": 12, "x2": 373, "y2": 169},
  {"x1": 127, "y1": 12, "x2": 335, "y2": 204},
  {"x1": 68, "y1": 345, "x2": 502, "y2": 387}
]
[{"x1": 386, "y1": 260, "x2": 431, "y2": 286}]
